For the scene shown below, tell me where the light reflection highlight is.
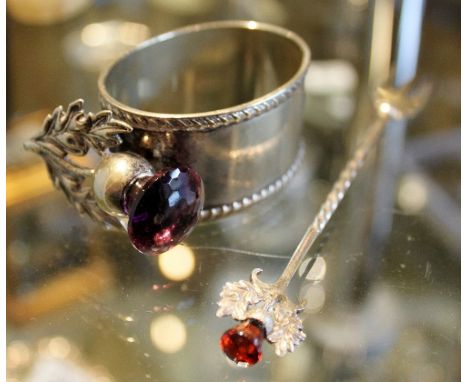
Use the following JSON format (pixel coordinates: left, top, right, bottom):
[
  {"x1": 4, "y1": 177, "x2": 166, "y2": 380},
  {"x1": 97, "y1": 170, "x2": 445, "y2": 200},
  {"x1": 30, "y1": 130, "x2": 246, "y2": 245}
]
[
  {"x1": 81, "y1": 23, "x2": 109, "y2": 47},
  {"x1": 114, "y1": 157, "x2": 130, "y2": 174},
  {"x1": 81, "y1": 22, "x2": 150, "y2": 48},
  {"x1": 247, "y1": 21, "x2": 258, "y2": 30},
  {"x1": 150, "y1": 314, "x2": 187, "y2": 353},
  {"x1": 7, "y1": 341, "x2": 31, "y2": 369},
  {"x1": 158, "y1": 245, "x2": 195, "y2": 281},
  {"x1": 298, "y1": 256, "x2": 327, "y2": 283},
  {"x1": 48, "y1": 337, "x2": 71, "y2": 359},
  {"x1": 152, "y1": 283, "x2": 173, "y2": 291},
  {"x1": 379, "y1": 102, "x2": 392, "y2": 115},
  {"x1": 64, "y1": 20, "x2": 150, "y2": 72},
  {"x1": 398, "y1": 173, "x2": 427, "y2": 214},
  {"x1": 299, "y1": 284, "x2": 326, "y2": 313}
]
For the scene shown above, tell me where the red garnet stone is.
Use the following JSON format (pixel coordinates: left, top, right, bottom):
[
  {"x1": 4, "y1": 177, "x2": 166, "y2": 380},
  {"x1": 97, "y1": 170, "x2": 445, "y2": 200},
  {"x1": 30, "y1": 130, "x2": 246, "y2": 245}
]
[
  {"x1": 220, "y1": 319, "x2": 266, "y2": 367},
  {"x1": 125, "y1": 167, "x2": 204, "y2": 255}
]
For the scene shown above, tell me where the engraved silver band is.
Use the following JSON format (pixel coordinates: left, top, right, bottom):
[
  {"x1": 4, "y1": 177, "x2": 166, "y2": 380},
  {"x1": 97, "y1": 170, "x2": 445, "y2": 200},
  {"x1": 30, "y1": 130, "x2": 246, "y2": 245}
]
[
  {"x1": 99, "y1": 20, "x2": 310, "y2": 132},
  {"x1": 99, "y1": 20, "x2": 311, "y2": 211},
  {"x1": 199, "y1": 143, "x2": 305, "y2": 220},
  {"x1": 25, "y1": 20, "x2": 311, "y2": 231}
]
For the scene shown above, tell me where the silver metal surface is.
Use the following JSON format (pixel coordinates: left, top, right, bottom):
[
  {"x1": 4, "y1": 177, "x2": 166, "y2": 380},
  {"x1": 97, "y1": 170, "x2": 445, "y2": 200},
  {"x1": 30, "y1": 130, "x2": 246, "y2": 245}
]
[
  {"x1": 199, "y1": 143, "x2": 305, "y2": 221},
  {"x1": 93, "y1": 153, "x2": 155, "y2": 217},
  {"x1": 24, "y1": 98, "x2": 305, "y2": 228},
  {"x1": 99, "y1": 20, "x2": 311, "y2": 209},
  {"x1": 23, "y1": 99, "x2": 132, "y2": 228},
  {"x1": 25, "y1": 20, "x2": 311, "y2": 228},
  {"x1": 217, "y1": 82, "x2": 431, "y2": 358},
  {"x1": 217, "y1": 268, "x2": 306, "y2": 357}
]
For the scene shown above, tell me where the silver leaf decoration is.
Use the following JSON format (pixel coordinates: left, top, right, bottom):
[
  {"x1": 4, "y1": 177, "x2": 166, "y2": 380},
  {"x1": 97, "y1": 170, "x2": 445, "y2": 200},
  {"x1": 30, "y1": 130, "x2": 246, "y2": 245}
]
[
  {"x1": 217, "y1": 268, "x2": 306, "y2": 356},
  {"x1": 24, "y1": 99, "x2": 132, "y2": 228}
]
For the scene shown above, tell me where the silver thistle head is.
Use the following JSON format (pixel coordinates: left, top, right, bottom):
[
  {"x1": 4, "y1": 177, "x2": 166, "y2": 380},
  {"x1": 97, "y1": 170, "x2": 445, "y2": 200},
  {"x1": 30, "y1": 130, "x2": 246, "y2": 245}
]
[{"x1": 217, "y1": 268, "x2": 306, "y2": 357}]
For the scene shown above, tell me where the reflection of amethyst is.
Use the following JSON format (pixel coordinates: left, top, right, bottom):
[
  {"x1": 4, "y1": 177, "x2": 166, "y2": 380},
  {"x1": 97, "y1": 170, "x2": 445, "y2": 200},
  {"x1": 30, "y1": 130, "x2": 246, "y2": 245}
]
[{"x1": 124, "y1": 167, "x2": 204, "y2": 255}]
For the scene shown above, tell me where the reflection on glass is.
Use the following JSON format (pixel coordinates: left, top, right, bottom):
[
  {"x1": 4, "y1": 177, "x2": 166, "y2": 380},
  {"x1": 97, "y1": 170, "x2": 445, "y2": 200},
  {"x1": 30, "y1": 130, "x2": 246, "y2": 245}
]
[
  {"x1": 63, "y1": 21, "x2": 150, "y2": 72},
  {"x1": 7, "y1": 0, "x2": 90, "y2": 25},
  {"x1": 150, "y1": 314, "x2": 187, "y2": 353},
  {"x1": 273, "y1": 344, "x2": 314, "y2": 382},
  {"x1": 368, "y1": 0, "x2": 395, "y2": 85},
  {"x1": 397, "y1": 173, "x2": 427, "y2": 213},
  {"x1": 379, "y1": 101, "x2": 392, "y2": 115},
  {"x1": 7, "y1": 337, "x2": 115, "y2": 381},
  {"x1": 305, "y1": 61, "x2": 358, "y2": 95},
  {"x1": 298, "y1": 255, "x2": 327, "y2": 283},
  {"x1": 81, "y1": 23, "x2": 111, "y2": 47},
  {"x1": 157, "y1": 245, "x2": 195, "y2": 281},
  {"x1": 304, "y1": 60, "x2": 358, "y2": 125},
  {"x1": 7, "y1": 341, "x2": 31, "y2": 369},
  {"x1": 149, "y1": 0, "x2": 216, "y2": 16},
  {"x1": 299, "y1": 284, "x2": 326, "y2": 314},
  {"x1": 47, "y1": 337, "x2": 71, "y2": 359}
]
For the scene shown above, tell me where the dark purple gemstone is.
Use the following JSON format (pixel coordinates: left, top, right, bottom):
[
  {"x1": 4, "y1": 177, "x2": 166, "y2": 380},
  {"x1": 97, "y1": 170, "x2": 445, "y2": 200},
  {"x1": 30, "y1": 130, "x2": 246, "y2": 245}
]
[{"x1": 125, "y1": 167, "x2": 204, "y2": 255}]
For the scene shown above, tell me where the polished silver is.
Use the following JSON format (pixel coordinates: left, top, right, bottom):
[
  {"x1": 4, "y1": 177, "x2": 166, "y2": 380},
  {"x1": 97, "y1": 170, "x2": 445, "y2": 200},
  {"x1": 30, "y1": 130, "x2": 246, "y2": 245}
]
[
  {"x1": 24, "y1": 99, "x2": 132, "y2": 228},
  {"x1": 217, "y1": 268, "x2": 306, "y2": 357},
  {"x1": 217, "y1": 81, "x2": 431, "y2": 358},
  {"x1": 199, "y1": 143, "x2": 304, "y2": 221},
  {"x1": 99, "y1": 20, "x2": 311, "y2": 210},
  {"x1": 93, "y1": 153, "x2": 155, "y2": 217},
  {"x1": 25, "y1": 20, "x2": 311, "y2": 230},
  {"x1": 25, "y1": 97, "x2": 305, "y2": 227}
]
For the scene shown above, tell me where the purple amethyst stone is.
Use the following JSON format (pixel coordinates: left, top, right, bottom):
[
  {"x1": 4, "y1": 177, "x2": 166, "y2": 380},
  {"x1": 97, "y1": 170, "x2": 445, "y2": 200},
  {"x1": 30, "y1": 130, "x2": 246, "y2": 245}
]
[{"x1": 125, "y1": 167, "x2": 204, "y2": 255}]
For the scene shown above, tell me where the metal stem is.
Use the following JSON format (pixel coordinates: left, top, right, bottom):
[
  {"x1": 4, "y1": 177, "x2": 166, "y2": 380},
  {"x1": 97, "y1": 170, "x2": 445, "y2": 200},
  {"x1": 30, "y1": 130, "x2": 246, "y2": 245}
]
[{"x1": 275, "y1": 116, "x2": 389, "y2": 291}]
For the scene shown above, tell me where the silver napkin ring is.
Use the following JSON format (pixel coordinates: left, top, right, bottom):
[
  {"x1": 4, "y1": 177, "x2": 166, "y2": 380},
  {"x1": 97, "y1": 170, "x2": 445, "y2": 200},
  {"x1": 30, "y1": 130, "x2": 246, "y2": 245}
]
[{"x1": 24, "y1": 20, "x2": 311, "y2": 255}]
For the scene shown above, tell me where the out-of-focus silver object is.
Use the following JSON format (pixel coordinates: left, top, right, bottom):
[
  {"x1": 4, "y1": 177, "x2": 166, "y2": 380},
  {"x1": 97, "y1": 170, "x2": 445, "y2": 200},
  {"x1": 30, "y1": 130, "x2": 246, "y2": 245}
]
[{"x1": 217, "y1": 80, "x2": 431, "y2": 362}]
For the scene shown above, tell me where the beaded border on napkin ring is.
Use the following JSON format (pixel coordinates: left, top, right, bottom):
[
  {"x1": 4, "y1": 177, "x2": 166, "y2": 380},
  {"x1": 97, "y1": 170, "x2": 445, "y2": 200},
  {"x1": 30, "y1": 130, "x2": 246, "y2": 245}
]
[{"x1": 24, "y1": 20, "x2": 311, "y2": 255}]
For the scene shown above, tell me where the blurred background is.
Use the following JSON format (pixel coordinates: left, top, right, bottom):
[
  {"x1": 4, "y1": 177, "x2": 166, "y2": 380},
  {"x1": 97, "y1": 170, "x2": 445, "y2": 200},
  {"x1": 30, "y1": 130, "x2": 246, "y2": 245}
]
[{"x1": 6, "y1": 0, "x2": 460, "y2": 381}]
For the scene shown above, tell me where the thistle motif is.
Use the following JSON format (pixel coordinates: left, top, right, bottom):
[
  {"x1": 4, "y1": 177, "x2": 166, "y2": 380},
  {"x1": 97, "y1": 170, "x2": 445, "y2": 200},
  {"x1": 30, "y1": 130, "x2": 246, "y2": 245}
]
[
  {"x1": 217, "y1": 83, "x2": 430, "y2": 365},
  {"x1": 216, "y1": 268, "x2": 306, "y2": 357},
  {"x1": 24, "y1": 99, "x2": 132, "y2": 227}
]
